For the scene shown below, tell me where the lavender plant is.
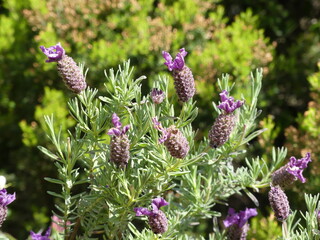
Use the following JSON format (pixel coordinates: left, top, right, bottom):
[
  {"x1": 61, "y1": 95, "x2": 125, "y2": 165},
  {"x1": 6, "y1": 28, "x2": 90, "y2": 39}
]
[{"x1": 36, "y1": 43, "x2": 315, "y2": 240}]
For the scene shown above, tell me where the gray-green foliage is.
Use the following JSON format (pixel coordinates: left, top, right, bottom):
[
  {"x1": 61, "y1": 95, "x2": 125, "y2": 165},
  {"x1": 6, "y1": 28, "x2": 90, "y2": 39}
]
[
  {"x1": 279, "y1": 194, "x2": 320, "y2": 240},
  {"x1": 39, "y1": 60, "x2": 298, "y2": 239}
]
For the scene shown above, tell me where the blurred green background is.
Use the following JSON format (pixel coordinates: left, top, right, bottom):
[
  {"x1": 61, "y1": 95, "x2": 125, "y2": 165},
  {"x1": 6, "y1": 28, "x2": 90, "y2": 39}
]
[{"x1": 0, "y1": 0, "x2": 319, "y2": 238}]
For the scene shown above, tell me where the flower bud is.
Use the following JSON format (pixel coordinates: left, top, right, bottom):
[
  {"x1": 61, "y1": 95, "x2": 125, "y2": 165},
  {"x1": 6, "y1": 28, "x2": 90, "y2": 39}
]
[
  {"x1": 272, "y1": 153, "x2": 312, "y2": 188},
  {"x1": 268, "y1": 186, "x2": 290, "y2": 221},
  {"x1": 110, "y1": 134, "x2": 130, "y2": 168},
  {"x1": 108, "y1": 113, "x2": 130, "y2": 168},
  {"x1": 209, "y1": 113, "x2": 236, "y2": 148},
  {"x1": 151, "y1": 88, "x2": 165, "y2": 104},
  {"x1": 134, "y1": 197, "x2": 169, "y2": 234},
  {"x1": 209, "y1": 91, "x2": 243, "y2": 148},
  {"x1": 163, "y1": 126, "x2": 189, "y2": 159}
]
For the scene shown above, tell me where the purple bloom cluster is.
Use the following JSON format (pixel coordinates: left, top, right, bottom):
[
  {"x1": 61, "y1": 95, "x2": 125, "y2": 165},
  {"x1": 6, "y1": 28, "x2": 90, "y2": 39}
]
[
  {"x1": 162, "y1": 48, "x2": 195, "y2": 102},
  {"x1": 30, "y1": 228, "x2": 51, "y2": 240},
  {"x1": 40, "y1": 43, "x2": 65, "y2": 63},
  {"x1": 134, "y1": 198, "x2": 169, "y2": 234},
  {"x1": 286, "y1": 152, "x2": 311, "y2": 183},
  {"x1": 107, "y1": 113, "x2": 130, "y2": 137},
  {"x1": 218, "y1": 90, "x2": 244, "y2": 114},
  {"x1": 0, "y1": 188, "x2": 16, "y2": 227},
  {"x1": 162, "y1": 48, "x2": 188, "y2": 71},
  {"x1": 40, "y1": 43, "x2": 87, "y2": 93},
  {"x1": 269, "y1": 153, "x2": 311, "y2": 222},
  {"x1": 108, "y1": 113, "x2": 131, "y2": 168},
  {"x1": 152, "y1": 117, "x2": 189, "y2": 158},
  {"x1": 223, "y1": 208, "x2": 257, "y2": 228},
  {"x1": 151, "y1": 88, "x2": 165, "y2": 104},
  {"x1": 208, "y1": 90, "x2": 244, "y2": 148},
  {"x1": 134, "y1": 198, "x2": 169, "y2": 217},
  {"x1": 0, "y1": 189, "x2": 16, "y2": 207}
]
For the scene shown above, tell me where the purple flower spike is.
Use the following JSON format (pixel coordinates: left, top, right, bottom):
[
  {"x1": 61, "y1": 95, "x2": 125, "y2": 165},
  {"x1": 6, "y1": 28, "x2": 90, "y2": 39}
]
[
  {"x1": 162, "y1": 48, "x2": 188, "y2": 71},
  {"x1": 108, "y1": 113, "x2": 130, "y2": 168},
  {"x1": 0, "y1": 189, "x2": 16, "y2": 207},
  {"x1": 223, "y1": 208, "x2": 257, "y2": 228},
  {"x1": 218, "y1": 90, "x2": 244, "y2": 114},
  {"x1": 30, "y1": 227, "x2": 51, "y2": 240},
  {"x1": 40, "y1": 43, "x2": 65, "y2": 63},
  {"x1": 134, "y1": 198, "x2": 169, "y2": 234},
  {"x1": 286, "y1": 152, "x2": 311, "y2": 183}
]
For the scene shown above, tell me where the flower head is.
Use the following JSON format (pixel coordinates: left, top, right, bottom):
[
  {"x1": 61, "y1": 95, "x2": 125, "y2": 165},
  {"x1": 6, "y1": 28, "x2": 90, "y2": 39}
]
[
  {"x1": 152, "y1": 117, "x2": 189, "y2": 158},
  {"x1": 162, "y1": 48, "x2": 188, "y2": 71},
  {"x1": 134, "y1": 198, "x2": 169, "y2": 234},
  {"x1": 151, "y1": 88, "x2": 165, "y2": 104},
  {"x1": 223, "y1": 208, "x2": 257, "y2": 228},
  {"x1": 30, "y1": 228, "x2": 51, "y2": 240},
  {"x1": 218, "y1": 90, "x2": 244, "y2": 114},
  {"x1": 40, "y1": 43, "x2": 65, "y2": 63},
  {"x1": 286, "y1": 152, "x2": 311, "y2": 183},
  {"x1": 40, "y1": 43, "x2": 87, "y2": 93},
  {"x1": 107, "y1": 113, "x2": 130, "y2": 137},
  {"x1": 0, "y1": 188, "x2": 16, "y2": 207}
]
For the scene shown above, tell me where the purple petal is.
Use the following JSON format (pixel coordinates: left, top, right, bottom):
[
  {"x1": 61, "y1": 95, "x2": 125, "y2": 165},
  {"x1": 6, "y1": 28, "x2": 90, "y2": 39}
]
[
  {"x1": 223, "y1": 208, "x2": 257, "y2": 228},
  {"x1": 107, "y1": 128, "x2": 121, "y2": 136},
  {"x1": 162, "y1": 51, "x2": 174, "y2": 71},
  {"x1": 179, "y1": 48, "x2": 188, "y2": 58},
  {"x1": 40, "y1": 43, "x2": 65, "y2": 63},
  {"x1": 134, "y1": 207, "x2": 152, "y2": 216},
  {"x1": 287, "y1": 168, "x2": 305, "y2": 183},
  {"x1": 238, "y1": 208, "x2": 257, "y2": 228},
  {"x1": 122, "y1": 125, "x2": 130, "y2": 134},
  {"x1": 162, "y1": 48, "x2": 189, "y2": 71},
  {"x1": 151, "y1": 198, "x2": 169, "y2": 212},
  {"x1": 287, "y1": 152, "x2": 311, "y2": 183},
  {"x1": 111, "y1": 113, "x2": 122, "y2": 129},
  {"x1": 45, "y1": 228, "x2": 51, "y2": 237},
  {"x1": 223, "y1": 208, "x2": 239, "y2": 228},
  {"x1": 0, "y1": 189, "x2": 16, "y2": 207},
  {"x1": 30, "y1": 228, "x2": 51, "y2": 240},
  {"x1": 172, "y1": 52, "x2": 185, "y2": 70},
  {"x1": 219, "y1": 90, "x2": 229, "y2": 102},
  {"x1": 217, "y1": 90, "x2": 244, "y2": 113}
]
